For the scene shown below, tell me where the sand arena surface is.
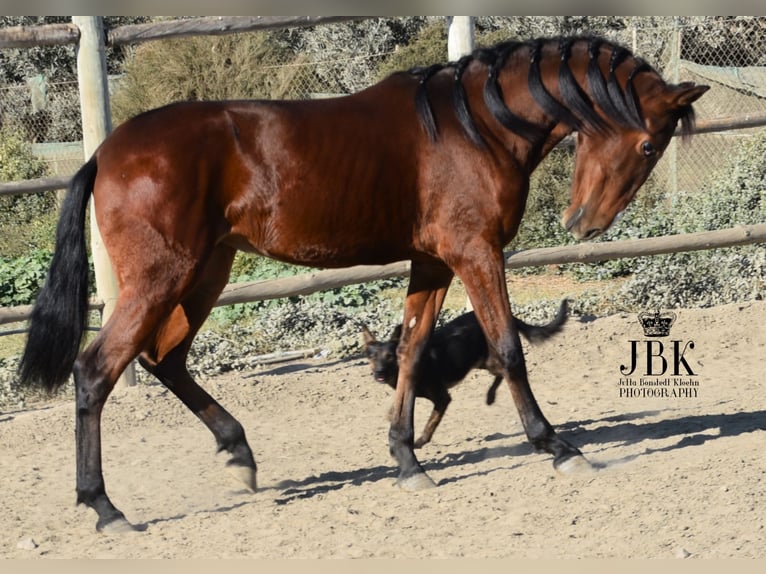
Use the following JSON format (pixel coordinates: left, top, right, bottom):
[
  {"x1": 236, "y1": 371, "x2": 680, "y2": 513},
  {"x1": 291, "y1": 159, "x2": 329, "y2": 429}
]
[{"x1": 2, "y1": 300, "x2": 764, "y2": 558}]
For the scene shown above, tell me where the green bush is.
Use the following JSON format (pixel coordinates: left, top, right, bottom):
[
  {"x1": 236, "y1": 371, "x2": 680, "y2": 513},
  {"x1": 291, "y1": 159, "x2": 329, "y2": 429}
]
[
  {"x1": 0, "y1": 249, "x2": 51, "y2": 306},
  {"x1": 0, "y1": 122, "x2": 56, "y2": 258},
  {"x1": 0, "y1": 123, "x2": 49, "y2": 181},
  {"x1": 211, "y1": 252, "x2": 407, "y2": 325},
  {"x1": 511, "y1": 147, "x2": 578, "y2": 251},
  {"x1": 674, "y1": 134, "x2": 766, "y2": 234},
  {"x1": 606, "y1": 133, "x2": 766, "y2": 310}
]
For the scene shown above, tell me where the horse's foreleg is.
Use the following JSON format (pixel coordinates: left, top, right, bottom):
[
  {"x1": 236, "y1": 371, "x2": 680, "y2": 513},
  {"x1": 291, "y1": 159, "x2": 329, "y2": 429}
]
[
  {"x1": 454, "y1": 249, "x2": 591, "y2": 474},
  {"x1": 389, "y1": 261, "x2": 453, "y2": 489}
]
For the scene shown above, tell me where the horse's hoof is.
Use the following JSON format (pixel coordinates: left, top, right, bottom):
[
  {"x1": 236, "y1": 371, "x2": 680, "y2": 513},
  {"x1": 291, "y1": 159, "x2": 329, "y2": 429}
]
[
  {"x1": 396, "y1": 472, "x2": 437, "y2": 491},
  {"x1": 227, "y1": 464, "x2": 257, "y2": 492},
  {"x1": 99, "y1": 517, "x2": 138, "y2": 534},
  {"x1": 554, "y1": 454, "x2": 596, "y2": 476}
]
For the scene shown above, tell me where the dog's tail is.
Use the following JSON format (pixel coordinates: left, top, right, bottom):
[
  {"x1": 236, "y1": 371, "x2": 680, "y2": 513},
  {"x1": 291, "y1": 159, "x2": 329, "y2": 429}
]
[{"x1": 515, "y1": 299, "x2": 569, "y2": 344}]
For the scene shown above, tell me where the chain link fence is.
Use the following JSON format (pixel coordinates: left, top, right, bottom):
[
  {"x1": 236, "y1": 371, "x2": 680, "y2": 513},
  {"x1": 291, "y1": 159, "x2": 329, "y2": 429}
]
[
  {"x1": 1, "y1": 16, "x2": 765, "y2": 193},
  {"x1": 670, "y1": 20, "x2": 766, "y2": 194},
  {"x1": 0, "y1": 79, "x2": 82, "y2": 176}
]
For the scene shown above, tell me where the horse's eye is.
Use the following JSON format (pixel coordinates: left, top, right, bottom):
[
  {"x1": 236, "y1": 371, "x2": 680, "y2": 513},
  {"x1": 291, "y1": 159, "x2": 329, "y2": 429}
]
[{"x1": 641, "y1": 141, "x2": 656, "y2": 157}]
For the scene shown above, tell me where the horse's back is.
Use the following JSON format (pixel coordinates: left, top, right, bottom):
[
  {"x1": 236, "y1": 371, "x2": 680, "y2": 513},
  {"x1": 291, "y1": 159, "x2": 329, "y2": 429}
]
[{"x1": 91, "y1": 87, "x2": 429, "y2": 268}]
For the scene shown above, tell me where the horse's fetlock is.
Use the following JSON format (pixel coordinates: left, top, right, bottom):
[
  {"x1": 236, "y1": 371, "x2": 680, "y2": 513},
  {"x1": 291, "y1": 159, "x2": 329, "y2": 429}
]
[
  {"x1": 216, "y1": 420, "x2": 247, "y2": 453},
  {"x1": 388, "y1": 424, "x2": 414, "y2": 446}
]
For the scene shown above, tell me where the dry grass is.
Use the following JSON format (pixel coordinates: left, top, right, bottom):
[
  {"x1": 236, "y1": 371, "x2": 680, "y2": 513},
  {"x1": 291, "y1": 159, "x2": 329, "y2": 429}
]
[
  {"x1": 444, "y1": 268, "x2": 624, "y2": 312},
  {"x1": 110, "y1": 31, "x2": 311, "y2": 125}
]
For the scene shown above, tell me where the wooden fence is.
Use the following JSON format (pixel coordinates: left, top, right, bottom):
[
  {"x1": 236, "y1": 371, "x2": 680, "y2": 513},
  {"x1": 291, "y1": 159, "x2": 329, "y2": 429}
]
[
  {"x1": 3, "y1": 222, "x2": 766, "y2": 328},
  {"x1": 1, "y1": 17, "x2": 765, "y2": 379}
]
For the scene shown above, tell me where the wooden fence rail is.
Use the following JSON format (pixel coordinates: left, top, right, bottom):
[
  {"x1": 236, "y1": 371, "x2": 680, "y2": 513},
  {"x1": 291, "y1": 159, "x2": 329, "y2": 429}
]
[
  {"x1": 0, "y1": 176, "x2": 70, "y2": 197},
  {"x1": 0, "y1": 16, "x2": 371, "y2": 49},
  {"x1": 2, "y1": 17, "x2": 766, "y2": 360},
  {"x1": 3, "y1": 222, "x2": 765, "y2": 328}
]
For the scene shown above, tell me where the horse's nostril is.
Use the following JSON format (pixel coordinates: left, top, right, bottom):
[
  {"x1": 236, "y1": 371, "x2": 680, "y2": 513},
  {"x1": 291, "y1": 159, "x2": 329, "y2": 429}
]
[
  {"x1": 565, "y1": 207, "x2": 585, "y2": 231},
  {"x1": 583, "y1": 228, "x2": 602, "y2": 241}
]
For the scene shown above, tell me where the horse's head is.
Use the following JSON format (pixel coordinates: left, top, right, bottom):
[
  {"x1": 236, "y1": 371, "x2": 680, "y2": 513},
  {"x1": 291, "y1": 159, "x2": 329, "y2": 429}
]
[
  {"x1": 409, "y1": 36, "x2": 709, "y2": 243},
  {"x1": 562, "y1": 79, "x2": 708, "y2": 241}
]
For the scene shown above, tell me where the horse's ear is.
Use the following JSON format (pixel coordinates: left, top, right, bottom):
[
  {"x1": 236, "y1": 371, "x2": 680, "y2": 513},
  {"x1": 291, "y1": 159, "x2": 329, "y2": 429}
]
[
  {"x1": 669, "y1": 82, "x2": 709, "y2": 108},
  {"x1": 390, "y1": 324, "x2": 403, "y2": 343}
]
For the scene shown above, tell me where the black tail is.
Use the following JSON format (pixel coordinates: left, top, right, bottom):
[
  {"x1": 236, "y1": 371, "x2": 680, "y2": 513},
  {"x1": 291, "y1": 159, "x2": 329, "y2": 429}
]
[
  {"x1": 516, "y1": 299, "x2": 569, "y2": 344},
  {"x1": 18, "y1": 157, "x2": 98, "y2": 392}
]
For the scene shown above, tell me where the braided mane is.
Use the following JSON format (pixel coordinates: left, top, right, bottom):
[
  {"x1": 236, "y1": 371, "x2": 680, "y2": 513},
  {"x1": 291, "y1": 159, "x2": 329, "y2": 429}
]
[{"x1": 407, "y1": 36, "x2": 695, "y2": 146}]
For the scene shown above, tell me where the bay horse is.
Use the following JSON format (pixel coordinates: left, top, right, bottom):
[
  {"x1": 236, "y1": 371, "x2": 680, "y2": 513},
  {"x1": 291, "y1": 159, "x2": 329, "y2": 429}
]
[{"x1": 18, "y1": 35, "x2": 707, "y2": 532}]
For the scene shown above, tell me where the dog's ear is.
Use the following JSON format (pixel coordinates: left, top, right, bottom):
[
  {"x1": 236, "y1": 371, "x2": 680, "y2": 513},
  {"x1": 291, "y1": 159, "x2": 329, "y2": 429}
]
[
  {"x1": 389, "y1": 324, "x2": 403, "y2": 343},
  {"x1": 360, "y1": 324, "x2": 376, "y2": 347}
]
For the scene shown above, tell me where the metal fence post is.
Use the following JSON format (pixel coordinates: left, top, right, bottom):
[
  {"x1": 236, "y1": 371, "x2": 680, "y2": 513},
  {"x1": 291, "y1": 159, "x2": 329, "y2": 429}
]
[{"x1": 73, "y1": 16, "x2": 136, "y2": 387}]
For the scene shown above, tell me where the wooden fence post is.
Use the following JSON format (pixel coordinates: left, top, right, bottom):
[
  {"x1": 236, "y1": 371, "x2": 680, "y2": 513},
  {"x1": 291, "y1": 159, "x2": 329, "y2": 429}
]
[
  {"x1": 667, "y1": 17, "x2": 682, "y2": 197},
  {"x1": 447, "y1": 16, "x2": 474, "y2": 61},
  {"x1": 73, "y1": 16, "x2": 136, "y2": 387}
]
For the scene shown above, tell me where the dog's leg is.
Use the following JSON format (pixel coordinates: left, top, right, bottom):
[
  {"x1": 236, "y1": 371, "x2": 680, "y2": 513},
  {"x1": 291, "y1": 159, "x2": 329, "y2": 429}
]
[
  {"x1": 414, "y1": 389, "x2": 451, "y2": 448},
  {"x1": 485, "y1": 375, "x2": 503, "y2": 405}
]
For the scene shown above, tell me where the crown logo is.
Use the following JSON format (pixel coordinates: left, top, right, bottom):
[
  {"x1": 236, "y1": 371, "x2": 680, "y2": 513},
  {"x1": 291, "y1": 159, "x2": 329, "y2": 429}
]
[{"x1": 638, "y1": 309, "x2": 676, "y2": 337}]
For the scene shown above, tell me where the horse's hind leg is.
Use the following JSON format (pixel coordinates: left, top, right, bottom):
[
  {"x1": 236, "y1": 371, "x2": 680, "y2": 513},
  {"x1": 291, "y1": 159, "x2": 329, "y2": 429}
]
[
  {"x1": 138, "y1": 245, "x2": 256, "y2": 491},
  {"x1": 74, "y1": 293, "x2": 185, "y2": 532},
  {"x1": 74, "y1": 236, "x2": 241, "y2": 532}
]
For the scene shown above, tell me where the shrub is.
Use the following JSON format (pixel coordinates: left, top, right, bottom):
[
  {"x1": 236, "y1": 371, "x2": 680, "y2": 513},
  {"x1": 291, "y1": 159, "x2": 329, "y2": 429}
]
[
  {"x1": 0, "y1": 249, "x2": 52, "y2": 306},
  {"x1": 674, "y1": 133, "x2": 766, "y2": 234},
  {"x1": 511, "y1": 147, "x2": 578, "y2": 252},
  {"x1": 0, "y1": 122, "x2": 48, "y2": 181},
  {"x1": 374, "y1": 21, "x2": 447, "y2": 81},
  {"x1": 605, "y1": 132, "x2": 766, "y2": 310},
  {"x1": 0, "y1": 122, "x2": 56, "y2": 257},
  {"x1": 110, "y1": 31, "x2": 315, "y2": 124}
]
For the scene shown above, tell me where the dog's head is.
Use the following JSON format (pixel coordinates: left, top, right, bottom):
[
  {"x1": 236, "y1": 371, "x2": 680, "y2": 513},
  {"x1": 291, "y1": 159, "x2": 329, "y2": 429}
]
[{"x1": 361, "y1": 324, "x2": 401, "y2": 387}]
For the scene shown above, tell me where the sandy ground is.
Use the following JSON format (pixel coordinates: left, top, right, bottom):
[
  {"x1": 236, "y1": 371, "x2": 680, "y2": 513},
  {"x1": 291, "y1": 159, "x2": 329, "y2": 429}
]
[{"x1": 1, "y1": 300, "x2": 764, "y2": 559}]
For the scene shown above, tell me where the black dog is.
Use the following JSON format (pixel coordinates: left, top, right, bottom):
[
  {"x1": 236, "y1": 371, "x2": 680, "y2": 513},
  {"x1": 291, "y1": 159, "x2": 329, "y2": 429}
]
[{"x1": 362, "y1": 300, "x2": 568, "y2": 448}]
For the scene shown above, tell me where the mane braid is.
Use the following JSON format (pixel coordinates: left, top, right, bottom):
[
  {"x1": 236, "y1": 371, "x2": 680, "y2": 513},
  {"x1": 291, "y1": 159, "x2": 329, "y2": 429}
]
[
  {"x1": 409, "y1": 36, "x2": 662, "y2": 146},
  {"x1": 410, "y1": 64, "x2": 444, "y2": 141},
  {"x1": 625, "y1": 60, "x2": 653, "y2": 128},
  {"x1": 557, "y1": 38, "x2": 609, "y2": 135},
  {"x1": 586, "y1": 39, "x2": 634, "y2": 129},
  {"x1": 606, "y1": 48, "x2": 641, "y2": 129},
  {"x1": 527, "y1": 39, "x2": 582, "y2": 131},
  {"x1": 483, "y1": 42, "x2": 546, "y2": 143},
  {"x1": 453, "y1": 55, "x2": 486, "y2": 147}
]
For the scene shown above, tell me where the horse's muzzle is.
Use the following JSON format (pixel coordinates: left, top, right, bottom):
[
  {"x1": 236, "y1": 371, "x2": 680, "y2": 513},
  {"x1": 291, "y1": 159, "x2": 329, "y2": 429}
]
[{"x1": 563, "y1": 206, "x2": 604, "y2": 241}]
